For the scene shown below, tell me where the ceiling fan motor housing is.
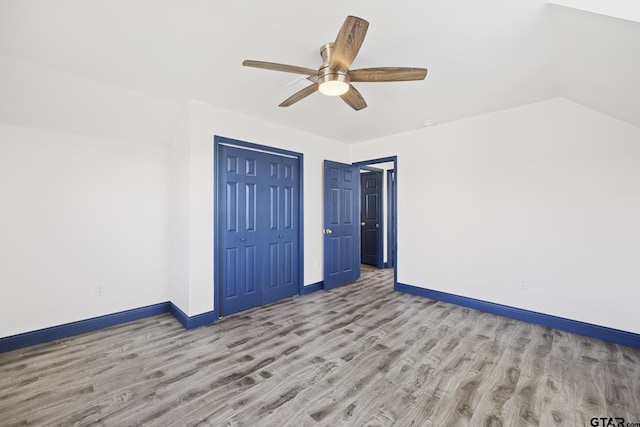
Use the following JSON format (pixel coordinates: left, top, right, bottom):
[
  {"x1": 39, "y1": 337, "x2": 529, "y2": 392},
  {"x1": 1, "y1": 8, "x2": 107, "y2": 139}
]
[{"x1": 318, "y1": 42, "x2": 350, "y2": 95}]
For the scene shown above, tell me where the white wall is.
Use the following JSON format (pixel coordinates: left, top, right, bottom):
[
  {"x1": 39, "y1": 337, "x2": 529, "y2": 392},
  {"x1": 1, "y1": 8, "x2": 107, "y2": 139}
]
[
  {"x1": 3, "y1": 81, "x2": 639, "y2": 340},
  {"x1": 168, "y1": 106, "x2": 192, "y2": 312},
  {"x1": 351, "y1": 98, "x2": 640, "y2": 334},
  {"x1": 171, "y1": 100, "x2": 350, "y2": 316},
  {"x1": 0, "y1": 53, "x2": 181, "y2": 147},
  {"x1": 0, "y1": 123, "x2": 170, "y2": 337}
]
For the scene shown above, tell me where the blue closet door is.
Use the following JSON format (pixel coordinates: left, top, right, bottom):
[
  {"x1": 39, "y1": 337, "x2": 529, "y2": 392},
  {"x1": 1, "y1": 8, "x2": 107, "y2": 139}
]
[
  {"x1": 262, "y1": 152, "x2": 299, "y2": 304},
  {"x1": 219, "y1": 145, "x2": 262, "y2": 315},
  {"x1": 219, "y1": 144, "x2": 299, "y2": 316}
]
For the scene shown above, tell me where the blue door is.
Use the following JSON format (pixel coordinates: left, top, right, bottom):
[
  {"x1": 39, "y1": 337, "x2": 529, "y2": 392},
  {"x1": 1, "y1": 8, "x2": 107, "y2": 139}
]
[
  {"x1": 323, "y1": 160, "x2": 360, "y2": 289},
  {"x1": 262, "y1": 152, "x2": 299, "y2": 304},
  {"x1": 218, "y1": 144, "x2": 299, "y2": 315},
  {"x1": 360, "y1": 171, "x2": 383, "y2": 268}
]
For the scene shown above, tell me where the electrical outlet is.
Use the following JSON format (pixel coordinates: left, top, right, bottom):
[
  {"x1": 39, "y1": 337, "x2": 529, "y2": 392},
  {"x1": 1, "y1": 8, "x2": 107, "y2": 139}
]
[
  {"x1": 520, "y1": 280, "x2": 528, "y2": 291},
  {"x1": 95, "y1": 285, "x2": 103, "y2": 296}
]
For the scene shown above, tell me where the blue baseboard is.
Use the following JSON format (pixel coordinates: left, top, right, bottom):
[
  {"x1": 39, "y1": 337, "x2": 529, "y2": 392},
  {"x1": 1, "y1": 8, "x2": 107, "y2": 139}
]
[
  {"x1": 1, "y1": 301, "x2": 220, "y2": 353},
  {"x1": 396, "y1": 283, "x2": 640, "y2": 349},
  {"x1": 169, "y1": 303, "x2": 217, "y2": 330},
  {"x1": 301, "y1": 281, "x2": 323, "y2": 295},
  {"x1": 0, "y1": 302, "x2": 171, "y2": 353}
]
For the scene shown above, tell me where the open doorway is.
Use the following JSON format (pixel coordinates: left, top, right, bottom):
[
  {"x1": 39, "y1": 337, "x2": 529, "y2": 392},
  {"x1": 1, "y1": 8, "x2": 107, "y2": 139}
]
[
  {"x1": 353, "y1": 156, "x2": 398, "y2": 288},
  {"x1": 321, "y1": 156, "x2": 397, "y2": 290},
  {"x1": 360, "y1": 167, "x2": 384, "y2": 269}
]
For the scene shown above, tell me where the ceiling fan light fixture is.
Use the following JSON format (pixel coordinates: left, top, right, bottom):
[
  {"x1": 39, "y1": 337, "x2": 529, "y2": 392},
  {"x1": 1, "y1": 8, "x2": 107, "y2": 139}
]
[
  {"x1": 318, "y1": 71, "x2": 350, "y2": 96},
  {"x1": 319, "y1": 80, "x2": 350, "y2": 96}
]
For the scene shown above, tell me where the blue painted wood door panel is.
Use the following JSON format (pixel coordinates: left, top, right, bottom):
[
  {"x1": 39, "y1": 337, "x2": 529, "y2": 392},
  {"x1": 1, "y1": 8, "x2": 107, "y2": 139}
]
[
  {"x1": 360, "y1": 171, "x2": 383, "y2": 267},
  {"x1": 262, "y1": 152, "x2": 299, "y2": 304},
  {"x1": 219, "y1": 145, "x2": 299, "y2": 315},
  {"x1": 323, "y1": 160, "x2": 360, "y2": 289}
]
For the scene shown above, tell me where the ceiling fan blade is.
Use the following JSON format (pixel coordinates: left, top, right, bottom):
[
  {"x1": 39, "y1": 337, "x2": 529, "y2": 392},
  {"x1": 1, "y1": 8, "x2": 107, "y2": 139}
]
[
  {"x1": 279, "y1": 83, "x2": 319, "y2": 107},
  {"x1": 330, "y1": 16, "x2": 369, "y2": 71},
  {"x1": 340, "y1": 84, "x2": 367, "y2": 111},
  {"x1": 243, "y1": 60, "x2": 318, "y2": 76},
  {"x1": 350, "y1": 67, "x2": 428, "y2": 82}
]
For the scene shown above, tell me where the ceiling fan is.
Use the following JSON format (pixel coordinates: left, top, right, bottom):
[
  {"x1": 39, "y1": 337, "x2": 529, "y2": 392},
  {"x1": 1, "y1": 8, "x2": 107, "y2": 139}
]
[{"x1": 242, "y1": 16, "x2": 428, "y2": 111}]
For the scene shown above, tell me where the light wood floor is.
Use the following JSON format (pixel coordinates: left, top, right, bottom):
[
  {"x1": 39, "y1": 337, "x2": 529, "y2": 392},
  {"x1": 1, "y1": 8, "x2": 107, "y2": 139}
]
[{"x1": 1, "y1": 266, "x2": 639, "y2": 426}]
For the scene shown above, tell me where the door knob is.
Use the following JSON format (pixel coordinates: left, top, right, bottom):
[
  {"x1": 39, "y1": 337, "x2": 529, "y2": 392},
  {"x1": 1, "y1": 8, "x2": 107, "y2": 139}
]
[
  {"x1": 361, "y1": 222, "x2": 366, "y2": 226},
  {"x1": 323, "y1": 228, "x2": 333, "y2": 234}
]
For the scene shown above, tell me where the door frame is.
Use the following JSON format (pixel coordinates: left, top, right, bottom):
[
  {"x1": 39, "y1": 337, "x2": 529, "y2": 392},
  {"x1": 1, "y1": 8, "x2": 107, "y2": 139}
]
[
  {"x1": 213, "y1": 135, "x2": 304, "y2": 317},
  {"x1": 386, "y1": 169, "x2": 396, "y2": 269},
  {"x1": 352, "y1": 156, "x2": 398, "y2": 289}
]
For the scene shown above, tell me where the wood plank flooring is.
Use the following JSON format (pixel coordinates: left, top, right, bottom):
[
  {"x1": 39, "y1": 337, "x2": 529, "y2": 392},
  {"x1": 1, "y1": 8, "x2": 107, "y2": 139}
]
[{"x1": 1, "y1": 266, "x2": 639, "y2": 426}]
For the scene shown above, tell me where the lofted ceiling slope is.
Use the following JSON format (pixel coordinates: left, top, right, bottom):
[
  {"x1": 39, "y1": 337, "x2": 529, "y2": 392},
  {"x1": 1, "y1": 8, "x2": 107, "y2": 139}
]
[{"x1": 0, "y1": 0, "x2": 639, "y2": 144}]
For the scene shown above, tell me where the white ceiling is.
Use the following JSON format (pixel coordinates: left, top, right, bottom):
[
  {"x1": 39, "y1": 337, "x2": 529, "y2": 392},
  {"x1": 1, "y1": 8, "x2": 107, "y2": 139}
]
[
  {"x1": 548, "y1": 0, "x2": 640, "y2": 23},
  {"x1": 0, "y1": 0, "x2": 639, "y2": 143}
]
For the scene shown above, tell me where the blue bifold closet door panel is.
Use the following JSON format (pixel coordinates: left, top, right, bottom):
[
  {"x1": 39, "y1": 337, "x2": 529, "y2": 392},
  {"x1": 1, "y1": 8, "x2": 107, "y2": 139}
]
[
  {"x1": 262, "y1": 153, "x2": 299, "y2": 305},
  {"x1": 219, "y1": 144, "x2": 299, "y2": 316}
]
